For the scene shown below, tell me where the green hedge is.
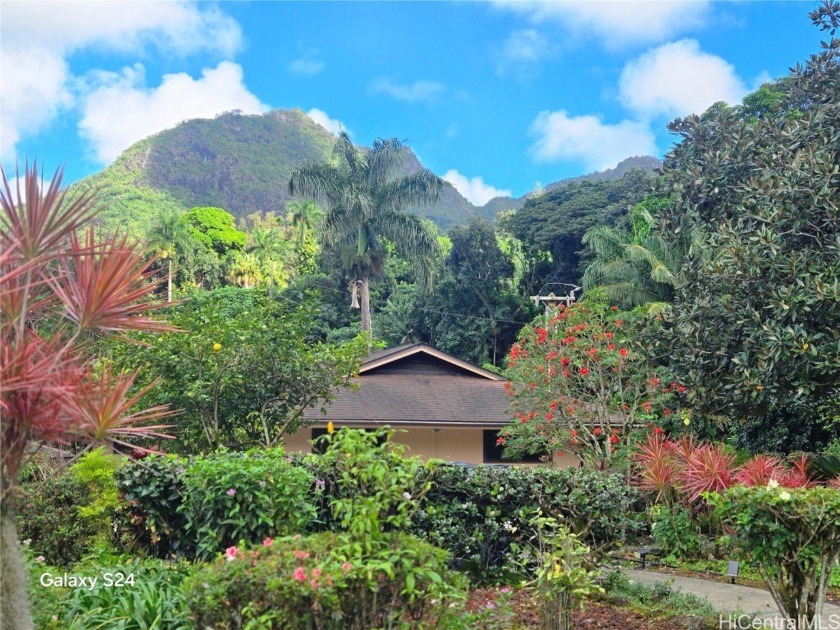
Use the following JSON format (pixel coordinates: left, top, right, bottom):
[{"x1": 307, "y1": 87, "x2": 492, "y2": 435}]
[{"x1": 118, "y1": 451, "x2": 641, "y2": 580}]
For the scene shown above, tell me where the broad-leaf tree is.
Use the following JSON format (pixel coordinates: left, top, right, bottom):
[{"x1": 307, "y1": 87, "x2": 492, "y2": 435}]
[
  {"x1": 108, "y1": 287, "x2": 367, "y2": 451},
  {"x1": 657, "y1": 1, "x2": 840, "y2": 430},
  {"x1": 289, "y1": 132, "x2": 442, "y2": 334}
]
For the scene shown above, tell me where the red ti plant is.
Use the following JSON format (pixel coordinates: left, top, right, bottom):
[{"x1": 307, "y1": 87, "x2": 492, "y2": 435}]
[
  {"x1": 1, "y1": 164, "x2": 176, "y2": 627},
  {"x1": 634, "y1": 434, "x2": 833, "y2": 506}
]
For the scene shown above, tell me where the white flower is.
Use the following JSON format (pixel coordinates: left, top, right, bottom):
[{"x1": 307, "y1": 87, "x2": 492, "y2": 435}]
[
  {"x1": 779, "y1": 491, "x2": 791, "y2": 501},
  {"x1": 402, "y1": 492, "x2": 412, "y2": 501},
  {"x1": 767, "y1": 479, "x2": 779, "y2": 489},
  {"x1": 35, "y1": 556, "x2": 45, "y2": 563}
]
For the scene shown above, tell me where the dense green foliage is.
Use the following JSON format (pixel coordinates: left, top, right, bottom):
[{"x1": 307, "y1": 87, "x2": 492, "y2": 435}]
[
  {"x1": 180, "y1": 450, "x2": 316, "y2": 560},
  {"x1": 714, "y1": 486, "x2": 840, "y2": 627},
  {"x1": 34, "y1": 559, "x2": 192, "y2": 630},
  {"x1": 656, "y1": 8, "x2": 840, "y2": 436},
  {"x1": 107, "y1": 287, "x2": 367, "y2": 451},
  {"x1": 118, "y1": 441, "x2": 642, "y2": 582},
  {"x1": 504, "y1": 171, "x2": 652, "y2": 290},
  {"x1": 413, "y1": 464, "x2": 643, "y2": 582}
]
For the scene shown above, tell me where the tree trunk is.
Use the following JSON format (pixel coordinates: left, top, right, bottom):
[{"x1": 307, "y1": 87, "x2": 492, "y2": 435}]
[
  {"x1": 167, "y1": 258, "x2": 173, "y2": 303},
  {"x1": 1, "y1": 504, "x2": 34, "y2": 630},
  {"x1": 360, "y1": 276, "x2": 372, "y2": 336}
]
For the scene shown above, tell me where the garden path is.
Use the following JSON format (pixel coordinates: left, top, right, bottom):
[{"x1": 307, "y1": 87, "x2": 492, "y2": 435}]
[{"x1": 626, "y1": 569, "x2": 840, "y2": 625}]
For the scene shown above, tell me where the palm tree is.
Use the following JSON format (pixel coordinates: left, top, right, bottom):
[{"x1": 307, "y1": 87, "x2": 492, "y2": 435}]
[
  {"x1": 581, "y1": 202, "x2": 686, "y2": 311},
  {"x1": 247, "y1": 225, "x2": 289, "y2": 296},
  {"x1": 145, "y1": 208, "x2": 194, "y2": 302},
  {"x1": 289, "y1": 132, "x2": 442, "y2": 335},
  {"x1": 286, "y1": 199, "x2": 323, "y2": 247}
]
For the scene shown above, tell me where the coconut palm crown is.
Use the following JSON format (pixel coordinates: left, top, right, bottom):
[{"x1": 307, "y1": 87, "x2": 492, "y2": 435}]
[{"x1": 289, "y1": 131, "x2": 442, "y2": 334}]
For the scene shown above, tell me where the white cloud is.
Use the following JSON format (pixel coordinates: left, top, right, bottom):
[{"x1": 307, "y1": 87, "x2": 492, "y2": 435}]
[
  {"x1": 371, "y1": 79, "x2": 444, "y2": 103},
  {"x1": 528, "y1": 110, "x2": 657, "y2": 171},
  {"x1": 0, "y1": 48, "x2": 72, "y2": 158},
  {"x1": 497, "y1": 28, "x2": 555, "y2": 75},
  {"x1": 288, "y1": 58, "x2": 325, "y2": 76},
  {"x1": 443, "y1": 170, "x2": 512, "y2": 206},
  {"x1": 306, "y1": 109, "x2": 346, "y2": 135},
  {"x1": 79, "y1": 62, "x2": 268, "y2": 163},
  {"x1": 619, "y1": 39, "x2": 748, "y2": 119},
  {"x1": 494, "y1": 1, "x2": 710, "y2": 48},
  {"x1": 0, "y1": 1, "x2": 242, "y2": 161}
]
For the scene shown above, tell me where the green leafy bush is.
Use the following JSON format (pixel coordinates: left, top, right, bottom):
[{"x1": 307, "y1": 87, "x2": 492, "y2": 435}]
[
  {"x1": 119, "y1": 449, "x2": 317, "y2": 560},
  {"x1": 185, "y1": 532, "x2": 466, "y2": 629},
  {"x1": 117, "y1": 454, "x2": 187, "y2": 557},
  {"x1": 649, "y1": 504, "x2": 702, "y2": 561},
  {"x1": 412, "y1": 464, "x2": 643, "y2": 581},
  {"x1": 18, "y1": 449, "x2": 122, "y2": 565},
  {"x1": 180, "y1": 449, "x2": 316, "y2": 560},
  {"x1": 186, "y1": 430, "x2": 467, "y2": 629},
  {"x1": 713, "y1": 485, "x2": 840, "y2": 627}
]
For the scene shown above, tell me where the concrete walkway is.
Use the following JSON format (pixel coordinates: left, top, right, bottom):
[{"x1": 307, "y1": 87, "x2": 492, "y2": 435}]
[{"x1": 626, "y1": 569, "x2": 840, "y2": 624}]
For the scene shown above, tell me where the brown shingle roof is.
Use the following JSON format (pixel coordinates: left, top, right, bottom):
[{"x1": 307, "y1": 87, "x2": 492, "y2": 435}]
[
  {"x1": 304, "y1": 344, "x2": 510, "y2": 427},
  {"x1": 303, "y1": 372, "x2": 511, "y2": 427}
]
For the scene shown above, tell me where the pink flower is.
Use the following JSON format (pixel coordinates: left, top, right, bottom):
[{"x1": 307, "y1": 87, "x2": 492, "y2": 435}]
[
  {"x1": 312, "y1": 568, "x2": 322, "y2": 578},
  {"x1": 310, "y1": 579, "x2": 319, "y2": 589},
  {"x1": 262, "y1": 537, "x2": 273, "y2": 547},
  {"x1": 501, "y1": 587, "x2": 511, "y2": 593},
  {"x1": 225, "y1": 546, "x2": 239, "y2": 561},
  {"x1": 226, "y1": 488, "x2": 236, "y2": 496},
  {"x1": 293, "y1": 567, "x2": 306, "y2": 581},
  {"x1": 341, "y1": 562, "x2": 352, "y2": 571},
  {"x1": 293, "y1": 550, "x2": 310, "y2": 559}
]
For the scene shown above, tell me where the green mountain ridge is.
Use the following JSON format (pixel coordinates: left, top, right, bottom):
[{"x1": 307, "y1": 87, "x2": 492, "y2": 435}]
[{"x1": 74, "y1": 108, "x2": 661, "y2": 233}]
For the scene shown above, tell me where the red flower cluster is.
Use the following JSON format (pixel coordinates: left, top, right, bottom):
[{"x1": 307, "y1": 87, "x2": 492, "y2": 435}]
[
  {"x1": 535, "y1": 327, "x2": 548, "y2": 344},
  {"x1": 579, "y1": 367, "x2": 590, "y2": 376}
]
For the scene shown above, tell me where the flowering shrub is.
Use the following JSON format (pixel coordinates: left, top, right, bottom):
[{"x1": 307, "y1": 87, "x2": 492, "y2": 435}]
[
  {"x1": 502, "y1": 293, "x2": 679, "y2": 468},
  {"x1": 711, "y1": 486, "x2": 840, "y2": 629},
  {"x1": 185, "y1": 532, "x2": 467, "y2": 629},
  {"x1": 179, "y1": 449, "x2": 315, "y2": 560},
  {"x1": 185, "y1": 430, "x2": 468, "y2": 628},
  {"x1": 118, "y1": 449, "x2": 316, "y2": 560}
]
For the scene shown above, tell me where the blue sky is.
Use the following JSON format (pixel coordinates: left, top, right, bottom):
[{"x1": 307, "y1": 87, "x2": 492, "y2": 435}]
[{"x1": 0, "y1": 1, "x2": 818, "y2": 204}]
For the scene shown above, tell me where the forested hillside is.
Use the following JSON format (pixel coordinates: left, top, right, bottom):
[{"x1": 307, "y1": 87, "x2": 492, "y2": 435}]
[{"x1": 73, "y1": 107, "x2": 660, "y2": 233}]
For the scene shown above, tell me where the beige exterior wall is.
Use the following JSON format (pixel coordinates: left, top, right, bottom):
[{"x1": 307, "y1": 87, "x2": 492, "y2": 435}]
[{"x1": 283, "y1": 425, "x2": 580, "y2": 468}]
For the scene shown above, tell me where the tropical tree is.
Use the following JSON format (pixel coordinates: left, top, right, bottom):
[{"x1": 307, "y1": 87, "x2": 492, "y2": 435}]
[
  {"x1": 286, "y1": 198, "x2": 323, "y2": 247},
  {"x1": 247, "y1": 225, "x2": 289, "y2": 296},
  {"x1": 0, "y1": 164, "x2": 175, "y2": 627},
  {"x1": 581, "y1": 197, "x2": 688, "y2": 311},
  {"x1": 289, "y1": 132, "x2": 443, "y2": 335},
  {"x1": 145, "y1": 207, "x2": 195, "y2": 302},
  {"x1": 657, "y1": 1, "x2": 840, "y2": 429}
]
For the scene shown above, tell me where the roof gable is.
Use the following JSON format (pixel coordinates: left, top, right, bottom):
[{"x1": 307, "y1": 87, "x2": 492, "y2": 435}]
[{"x1": 360, "y1": 343, "x2": 504, "y2": 381}]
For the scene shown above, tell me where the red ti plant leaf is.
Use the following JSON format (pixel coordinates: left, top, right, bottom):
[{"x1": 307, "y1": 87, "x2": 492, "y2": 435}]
[
  {"x1": 634, "y1": 433, "x2": 678, "y2": 502},
  {"x1": 734, "y1": 454, "x2": 786, "y2": 487},
  {"x1": 677, "y1": 443, "x2": 736, "y2": 502},
  {"x1": 0, "y1": 332, "x2": 83, "y2": 482},
  {"x1": 64, "y1": 367, "x2": 177, "y2": 454},
  {"x1": 779, "y1": 453, "x2": 815, "y2": 488},
  {"x1": 49, "y1": 227, "x2": 172, "y2": 333},
  {"x1": 0, "y1": 163, "x2": 98, "y2": 264}
]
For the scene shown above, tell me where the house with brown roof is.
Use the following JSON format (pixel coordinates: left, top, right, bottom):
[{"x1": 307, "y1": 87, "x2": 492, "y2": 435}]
[{"x1": 283, "y1": 342, "x2": 579, "y2": 467}]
